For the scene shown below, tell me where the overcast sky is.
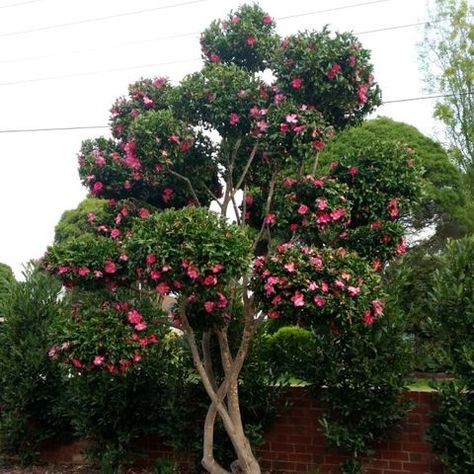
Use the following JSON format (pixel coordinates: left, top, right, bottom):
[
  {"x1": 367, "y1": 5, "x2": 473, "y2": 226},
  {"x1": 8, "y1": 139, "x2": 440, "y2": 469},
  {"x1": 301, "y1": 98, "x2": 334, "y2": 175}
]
[{"x1": 0, "y1": 0, "x2": 436, "y2": 278}]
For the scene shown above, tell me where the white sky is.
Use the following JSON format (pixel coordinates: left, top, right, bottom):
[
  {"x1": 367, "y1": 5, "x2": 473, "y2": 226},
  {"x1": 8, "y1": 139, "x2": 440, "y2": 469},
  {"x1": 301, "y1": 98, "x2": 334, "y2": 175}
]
[{"x1": 0, "y1": 0, "x2": 436, "y2": 278}]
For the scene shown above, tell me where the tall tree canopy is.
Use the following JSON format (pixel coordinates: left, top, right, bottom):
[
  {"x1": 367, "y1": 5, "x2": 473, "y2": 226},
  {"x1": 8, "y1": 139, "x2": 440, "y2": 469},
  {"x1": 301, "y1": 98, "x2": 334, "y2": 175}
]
[{"x1": 42, "y1": 5, "x2": 420, "y2": 473}]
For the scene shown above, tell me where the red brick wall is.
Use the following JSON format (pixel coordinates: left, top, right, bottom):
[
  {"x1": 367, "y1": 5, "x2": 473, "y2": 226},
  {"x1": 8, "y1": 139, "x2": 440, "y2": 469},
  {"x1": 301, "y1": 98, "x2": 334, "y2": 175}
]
[{"x1": 41, "y1": 388, "x2": 443, "y2": 473}]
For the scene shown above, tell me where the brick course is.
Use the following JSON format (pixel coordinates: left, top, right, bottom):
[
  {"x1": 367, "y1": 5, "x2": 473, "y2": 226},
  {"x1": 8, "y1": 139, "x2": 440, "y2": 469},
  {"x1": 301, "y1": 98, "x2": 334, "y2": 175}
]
[{"x1": 41, "y1": 388, "x2": 443, "y2": 473}]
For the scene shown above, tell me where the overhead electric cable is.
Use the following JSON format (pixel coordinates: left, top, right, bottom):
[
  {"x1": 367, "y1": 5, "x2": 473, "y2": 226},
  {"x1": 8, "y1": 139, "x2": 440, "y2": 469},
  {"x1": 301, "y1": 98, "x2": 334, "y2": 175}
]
[
  {"x1": 0, "y1": 0, "x2": 207, "y2": 39},
  {"x1": 1, "y1": 93, "x2": 472, "y2": 135},
  {"x1": 0, "y1": 0, "x2": 44, "y2": 9}
]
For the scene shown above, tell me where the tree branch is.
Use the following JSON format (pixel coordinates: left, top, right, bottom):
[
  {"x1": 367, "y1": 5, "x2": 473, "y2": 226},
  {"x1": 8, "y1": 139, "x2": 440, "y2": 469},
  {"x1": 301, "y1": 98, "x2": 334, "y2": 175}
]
[{"x1": 167, "y1": 169, "x2": 202, "y2": 206}]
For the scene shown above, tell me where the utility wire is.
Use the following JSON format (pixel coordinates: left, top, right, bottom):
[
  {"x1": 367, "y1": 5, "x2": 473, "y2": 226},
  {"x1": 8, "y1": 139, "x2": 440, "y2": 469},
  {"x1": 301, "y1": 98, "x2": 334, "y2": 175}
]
[
  {"x1": 0, "y1": 17, "x2": 434, "y2": 86},
  {"x1": 1, "y1": 93, "x2": 471, "y2": 135},
  {"x1": 0, "y1": 0, "x2": 44, "y2": 9},
  {"x1": 278, "y1": 0, "x2": 390, "y2": 20},
  {"x1": 0, "y1": 0, "x2": 207, "y2": 39}
]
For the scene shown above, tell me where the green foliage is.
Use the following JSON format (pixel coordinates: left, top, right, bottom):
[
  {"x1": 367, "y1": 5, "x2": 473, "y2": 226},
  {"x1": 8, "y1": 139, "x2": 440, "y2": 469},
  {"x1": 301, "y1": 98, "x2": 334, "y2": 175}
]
[
  {"x1": 0, "y1": 262, "x2": 15, "y2": 304},
  {"x1": 384, "y1": 248, "x2": 451, "y2": 372},
  {"x1": 200, "y1": 4, "x2": 278, "y2": 72},
  {"x1": 0, "y1": 264, "x2": 69, "y2": 464},
  {"x1": 310, "y1": 307, "x2": 411, "y2": 460},
  {"x1": 430, "y1": 235, "x2": 474, "y2": 386},
  {"x1": 54, "y1": 198, "x2": 110, "y2": 244},
  {"x1": 57, "y1": 331, "x2": 182, "y2": 473},
  {"x1": 429, "y1": 382, "x2": 474, "y2": 473},
  {"x1": 271, "y1": 28, "x2": 381, "y2": 130},
  {"x1": 320, "y1": 116, "x2": 470, "y2": 243},
  {"x1": 420, "y1": 0, "x2": 474, "y2": 176}
]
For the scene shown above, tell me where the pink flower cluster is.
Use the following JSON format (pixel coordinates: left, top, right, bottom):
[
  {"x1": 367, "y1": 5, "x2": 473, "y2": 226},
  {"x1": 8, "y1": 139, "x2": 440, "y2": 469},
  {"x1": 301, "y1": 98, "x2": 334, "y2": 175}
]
[{"x1": 252, "y1": 243, "x2": 383, "y2": 327}]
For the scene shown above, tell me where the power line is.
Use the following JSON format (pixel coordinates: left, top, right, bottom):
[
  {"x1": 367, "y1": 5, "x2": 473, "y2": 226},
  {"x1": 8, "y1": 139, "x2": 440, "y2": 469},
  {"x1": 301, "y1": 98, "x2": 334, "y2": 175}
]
[
  {"x1": 0, "y1": 0, "x2": 44, "y2": 9},
  {"x1": 0, "y1": 0, "x2": 207, "y2": 39},
  {"x1": 278, "y1": 0, "x2": 390, "y2": 20},
  {"x1": 0, "y1": 125, "x2": 108, "y2": 134},
  {"x1": 0, "y1": 57, "x2": 201, "y2": 86},
  {"x1": 1, "y1": 93, "x2": 470, "y2": 135},
  {"x1": 0, "y1": 17, "x2": 434, "y2": 87}
]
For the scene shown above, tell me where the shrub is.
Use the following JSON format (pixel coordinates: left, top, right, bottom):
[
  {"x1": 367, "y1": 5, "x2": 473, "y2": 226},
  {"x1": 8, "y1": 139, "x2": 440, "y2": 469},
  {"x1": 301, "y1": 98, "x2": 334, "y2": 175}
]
[{"x1": 0, "y1": 264, "x2": 69, "y2": 464}]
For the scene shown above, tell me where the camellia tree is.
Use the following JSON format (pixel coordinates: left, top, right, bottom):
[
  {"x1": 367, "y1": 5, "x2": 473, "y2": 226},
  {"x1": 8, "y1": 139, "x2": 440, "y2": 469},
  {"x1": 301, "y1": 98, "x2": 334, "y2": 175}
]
[{"x1": 42, "y1": 5, "x2": 420, "y2": 473}]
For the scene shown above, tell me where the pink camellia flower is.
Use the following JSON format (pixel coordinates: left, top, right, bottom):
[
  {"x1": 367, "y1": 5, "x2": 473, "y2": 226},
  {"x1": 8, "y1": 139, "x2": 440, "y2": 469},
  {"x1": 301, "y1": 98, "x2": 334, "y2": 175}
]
[
  {"x1": 327, "y1": 63, "x2": 341, "y2": 80},
  {"x1": 291, "y1": 77, "x2": 303, "y2": 89},
  {"x1": 162, "y1": 187, "x2": 173, "y2": 203},
  {"x1": 310, "y1": 256, "x2": 323, "y2": 269},
  {"x1": 133, "y1": 352, "x2": 142, "y2": 363},
  {"x1": 297, "y1": 204, "x2": 309, "y2": 215},
  {"x1": 211, "y1": 263, "x2": 224, "y2": 273},
  {"x1": 370, "y1": 220, "x2": 382, "y2": 229},
  {"x1": 316, "y1": 213, "x2": 331, "y2": 225},
  {"x1": 230, "y1": 15, "x2": 240, "y2": 24},
  {"x1": 98, "y1": 225, "x2": 108, "y2": 233},
  {"x1": 321, "y1": 281, "x2": 329, "y2": 293},
  {"x1": 146, "y1": 254, "x2": 157, "y2": 266},
  {"x1": 203, "y1": 274, "x2": 217, "y2": 286},
  {"x1": 150, "y1": 270, "x2": 161, "y2": 280},
  {"x1": 143, "y1": 95, "x2": 154, "y2": 108},
  {"x1": 348, "y1": 55, "x2": 357, "y2": 67},
  {"x1": 271, "y1": 295, "x2": 282, "y2": 305},
  {"x1": 139, "y1": 337, "x2": 149, "y2": 347},
  {"x1": 371, "y1": 299, "x2": 384, "y2": 316},
  {"x1": 229, "y1": 112, "x2": 240, "y2": 125},
  {"x1": 87, "y1": 212, "x2": 96, "y2": 222},
  {"x1": 396, "y1": 237, "x2": 406, "y2": 255},
  {"x1": 110, "y1": 228, "x2": 120, "y2": 239},
  {"x1": 284, "y1": 262, "x2": 296, "y2": 272},
  {"x1": 349, "y1": 166, "x2": 358, "y2": 177},
  {"x1": 334, "y1": 279, "x2": 345, "y2": 289},
  {"x1": 291, "y1": 291, "x2": 305, "y2": 307},
  {"x1": 348, "y1": 286, "x2": 360, "y2": 297},
  {"x1": 285, "y1": 113, "x2": 298, "y2": 124},
  {"x1": 249, "y1": 105, "x2": 260, "y2": 117},
  {"x1": 103, "y1": 261, "x2": 117, "y2": 274},
  {"x1": 187, "y1": 266, "x2": 199, "y2": 279},
  {"x1": 262, "y1": 14, "x2": 272, "y2": 24},
  {"x1": 123, "y1": 180, "x2": 131, "y2": 190},
  {"x1": 94, "y1": 270, "x2": 103, "y2": 278},
  {"x1": 274, "y1": 93, "x2": 286, "y2": 105},
  {"x1": 148, "y1": 334, "x2": 158, "y2": 344},
  {"x1": 95, "y1": 155, "x2": 106, "y2": 167},
  {"x1": 217, "y1": 292, "x2": 228, "y2": 308},
  {"x1": 357, "y1": 83, "x2": 369, "y2": 104},
  {"x1": 280, "y1": 37, "x2": 289, "y2": 49},
  {"x1": 246, "y1": 36, "x2": 256, "y2": 46},
  {"x1": 204, "y1": 301, "x2": 216, "y2": 313},
  {"x1": 290, "y1": 223, "x2": 298, "y2": 232},
  {"x1": 280, "y1": 123, "x2": 289, "y2": 133},
  {"x1": 130, "y1": 108, "x2": 140, "y2": 118},
  {"x1": 135, "y1": 322, "x2": 147, "y2": 331},
  {"x1": 156, "y1": 282, "x2": 170, "y2": 295},
  {"x1": 78, "y1": 267, "x2": 90, "y2": 276},
  {"x1": 283, "y1": 177, "x2": 297, "y2": 186},
  {"x1": 313, "y1": 140, "x2": 325, "y2": 151},
  {"x1": 371, "y1": 259, "x2": 382, "y2": 272},
  {"x1": 210, "y1": 53, "x2": 220, "y2": 63},
  {"x1": 264, "y1": 213, "x2": 276, "y2": 225},
  {"x1": 93, "y1": 355, "x2": 105, "y2": 366},
  {"x1": 58, "y1": 266, "x2": 69, "y2": 275},
  {"x1": 138, "y1": 207, "x2": 150, "y2": 218},
  {"x1": 267, "y1": 310, "x2": 280, "y2": 319},
  {"x1": 72, "y1": 358, "x2": 84, "y2": 369},
  {"x1": 92, "y1": 181, "x2": 103, "y2": 195},
  {"x1": 127, "y1": 309, "x2": 142, "y2": 324},
  {"x1": 308, "y1": 281, "x2": 318, "y2": 291},
  {"x1": 292, "y1": 124, "x2": 305, "y2": 133},
  {"x1": 387, "y1": 197, "x2": 400, "y2": 218},
  {"x1": 331, "y1": 208, "x2": 346, "y2": 220},
  {"x1": 317, "y1": 199, "x2": 328, "y2": 210},
  {"x1": 362, "y1": 309, "x2": 375, "y2": 325},
  {"x1": 153, "y1": 77, "x2": 166, "y2": 88},
  {"x1": 314, "y1": 295, "x2": 326, "y2": 307},
  {"x1": 48, "y1": 345, "x2": 58, "y2": 359}
]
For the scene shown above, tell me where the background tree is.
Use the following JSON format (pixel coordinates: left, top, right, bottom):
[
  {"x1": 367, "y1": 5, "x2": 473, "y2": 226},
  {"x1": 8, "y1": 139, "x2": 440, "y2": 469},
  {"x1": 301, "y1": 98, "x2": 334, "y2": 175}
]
[
  {"x1": 419, "y1": 0, "x2": 474, "y2": 188},
  {"x1": 42, "y1": 5, "x2": 419, "y2": 474}
]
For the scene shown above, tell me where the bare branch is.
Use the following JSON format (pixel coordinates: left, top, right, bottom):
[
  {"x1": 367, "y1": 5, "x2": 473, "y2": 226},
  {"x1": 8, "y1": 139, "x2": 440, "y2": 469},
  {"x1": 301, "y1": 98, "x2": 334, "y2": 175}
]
[
  {"x1": 235, "y1": 143, "x2": 258, "y2": 191},
  {"x1": 252, "y1": 172, "x2": 277, "y2": 250},
  {"x1": 167, "y1": 169, "x2": 202, "y2": 206}
]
